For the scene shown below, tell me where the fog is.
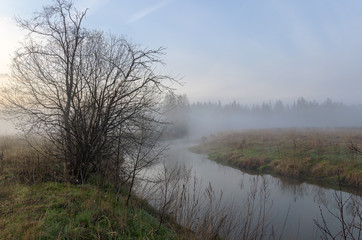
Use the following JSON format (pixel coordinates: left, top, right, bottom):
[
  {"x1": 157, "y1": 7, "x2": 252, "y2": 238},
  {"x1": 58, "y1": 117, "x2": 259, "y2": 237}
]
[
  {"x1": 0, "y1": 118, "x2": 16, "y2": 135},
  {"x1": 164, "y1": 95, "x2": 362, "y2": 139},
  {"x1": 3, "y1": 96, "x2": 362, "y2": 138}
]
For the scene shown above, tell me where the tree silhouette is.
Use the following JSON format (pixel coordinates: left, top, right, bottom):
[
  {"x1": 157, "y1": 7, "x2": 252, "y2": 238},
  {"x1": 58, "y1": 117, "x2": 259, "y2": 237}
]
[{"x1": 2, "y1": 0, "x2": 174, "y2": 183}]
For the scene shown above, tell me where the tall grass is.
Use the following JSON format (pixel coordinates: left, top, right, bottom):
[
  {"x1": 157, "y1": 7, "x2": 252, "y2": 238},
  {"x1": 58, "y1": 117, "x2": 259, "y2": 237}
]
[{"x1": 0, "y1": 135, "x2": 63, "y2": 184}]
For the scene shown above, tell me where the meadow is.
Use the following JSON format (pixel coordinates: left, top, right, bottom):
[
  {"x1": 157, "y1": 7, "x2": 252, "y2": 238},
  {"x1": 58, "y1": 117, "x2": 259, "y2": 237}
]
[{"x1": 190, "y1": 128, "x2": 362, "y2": 188}]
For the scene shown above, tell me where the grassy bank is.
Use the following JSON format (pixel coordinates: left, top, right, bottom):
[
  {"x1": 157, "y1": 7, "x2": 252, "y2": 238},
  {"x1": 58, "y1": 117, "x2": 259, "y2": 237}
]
[
  {"x1": 0, "y1": 136, "x2": 188, "y2": 239},
  {"x1": 190, "y1": 128, "x2": 362, "y2": 187},
  {"x1": 0, "y1": 182, "x2": 183, "y2": 239}
]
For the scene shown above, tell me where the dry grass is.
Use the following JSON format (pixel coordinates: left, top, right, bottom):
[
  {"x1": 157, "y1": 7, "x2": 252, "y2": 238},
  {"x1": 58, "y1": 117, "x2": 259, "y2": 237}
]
[{"x1": 0, "y1": 135, "x2": 63, "y2": 184}]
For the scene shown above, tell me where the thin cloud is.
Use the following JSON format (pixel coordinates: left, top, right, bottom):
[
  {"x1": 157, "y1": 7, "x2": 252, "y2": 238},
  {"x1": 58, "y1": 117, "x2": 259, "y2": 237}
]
[
  {"x1": 127, "y1": 1, "x2": 172, "y2": 24},
  {"x1": 0, "y1": 73, "x2": 7, "y2": 77},
  {"x1": 76, "y1": 0, "x2": 110, "y2": 15}
]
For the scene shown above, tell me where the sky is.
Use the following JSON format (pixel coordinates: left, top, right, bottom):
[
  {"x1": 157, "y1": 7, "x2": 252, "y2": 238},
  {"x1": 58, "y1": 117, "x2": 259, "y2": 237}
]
[{"x1": 1, "y1": 0, "x2": 362, "y2": 105}]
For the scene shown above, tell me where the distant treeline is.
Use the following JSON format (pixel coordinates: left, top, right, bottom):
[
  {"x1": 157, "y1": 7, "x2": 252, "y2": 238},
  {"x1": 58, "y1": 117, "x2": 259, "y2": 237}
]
[
  {"x1": 162, "y1": 94, "x2": 362, "y2": 139},
  {"x1": 191, "y1": 97, "x2": 358, "y2": 114}
]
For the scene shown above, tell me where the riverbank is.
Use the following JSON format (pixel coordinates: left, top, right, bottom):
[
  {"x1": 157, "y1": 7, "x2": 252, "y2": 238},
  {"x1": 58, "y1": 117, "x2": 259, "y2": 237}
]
[
  {"x1": 0, "y1": 182, "x2": 188, "y2": 239},
  {"x1": 0, "y1": 136, "x2": 189, "y2": 239},
  {"x1": 190, "y1": 128, "x2": 362, "y2": 188}
]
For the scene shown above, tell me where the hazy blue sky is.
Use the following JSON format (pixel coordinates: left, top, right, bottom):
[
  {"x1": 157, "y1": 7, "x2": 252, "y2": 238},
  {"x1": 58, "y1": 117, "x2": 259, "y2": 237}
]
[{"x1": 1, "y1": 0, "x2": 362, "y2": 105}]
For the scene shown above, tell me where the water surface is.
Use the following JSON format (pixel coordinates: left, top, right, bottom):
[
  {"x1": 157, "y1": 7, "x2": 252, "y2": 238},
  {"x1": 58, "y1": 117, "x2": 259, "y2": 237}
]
[{"x1": 142, "y1": 138, "x2": 361, "y2": 239}]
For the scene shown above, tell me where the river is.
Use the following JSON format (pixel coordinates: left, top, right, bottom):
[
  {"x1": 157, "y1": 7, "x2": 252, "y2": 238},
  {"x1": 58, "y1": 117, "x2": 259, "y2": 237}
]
[{"x1": 140, "y1": 138, "x2": 361, "y2": 239}]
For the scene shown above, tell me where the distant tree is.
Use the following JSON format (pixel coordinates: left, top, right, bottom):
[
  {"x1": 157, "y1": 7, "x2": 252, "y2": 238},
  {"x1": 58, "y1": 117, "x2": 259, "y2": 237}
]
[
  {"x1": 1, "y1": 0, "x2": 174, "y2": 183},
  {"x1": 161, "y1": 92, "x2": 189, "y2": 139},
  {"x1": 261, "y1": 101, "x2": 272, "y2": 114},
  {"x1": 274, "y1": 100, "x2": 285, "y2": 113}
]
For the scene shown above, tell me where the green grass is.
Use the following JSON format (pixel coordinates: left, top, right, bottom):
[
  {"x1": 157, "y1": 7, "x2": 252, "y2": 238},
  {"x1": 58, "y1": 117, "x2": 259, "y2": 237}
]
[
  {"x1": 0, "y1": 136, "x2": 188, "y2": 239},
  {"x1": 191, "y1": 128, "x2": 362, "y2": 187},
  {"x1": 0, "y1": 182, "x2": 183, "y2": 240}
]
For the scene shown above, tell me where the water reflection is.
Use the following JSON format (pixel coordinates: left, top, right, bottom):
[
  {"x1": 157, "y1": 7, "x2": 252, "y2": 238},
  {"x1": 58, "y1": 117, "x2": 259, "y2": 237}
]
[
  {"x1": 275, "y1": 177, "x2": 310, "y2": 202},
  {"x1": 139, "y1": 139, "x2": 361, "y2": 239}
]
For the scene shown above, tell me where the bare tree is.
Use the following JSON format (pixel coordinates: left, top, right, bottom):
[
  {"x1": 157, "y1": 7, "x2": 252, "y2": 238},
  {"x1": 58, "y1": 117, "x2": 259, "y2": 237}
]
[
  {"x1": 1, "y1": 0, "x2": 174, "y2": 183},
  {"x1": 314, "y1": 172, "x2": 361, "y2": 240},
  {"x1": 122, "y1": 118, "x2": 166, "y2": 206},
  {"x1": 161, "y1": 92, "x2": 190, "y2": 139}
]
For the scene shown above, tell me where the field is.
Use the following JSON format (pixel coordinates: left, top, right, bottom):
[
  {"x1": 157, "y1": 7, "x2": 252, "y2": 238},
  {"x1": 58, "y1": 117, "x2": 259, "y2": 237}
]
[{"x1": 190, "y1": 128, "x2": 362, "y2": 187}]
